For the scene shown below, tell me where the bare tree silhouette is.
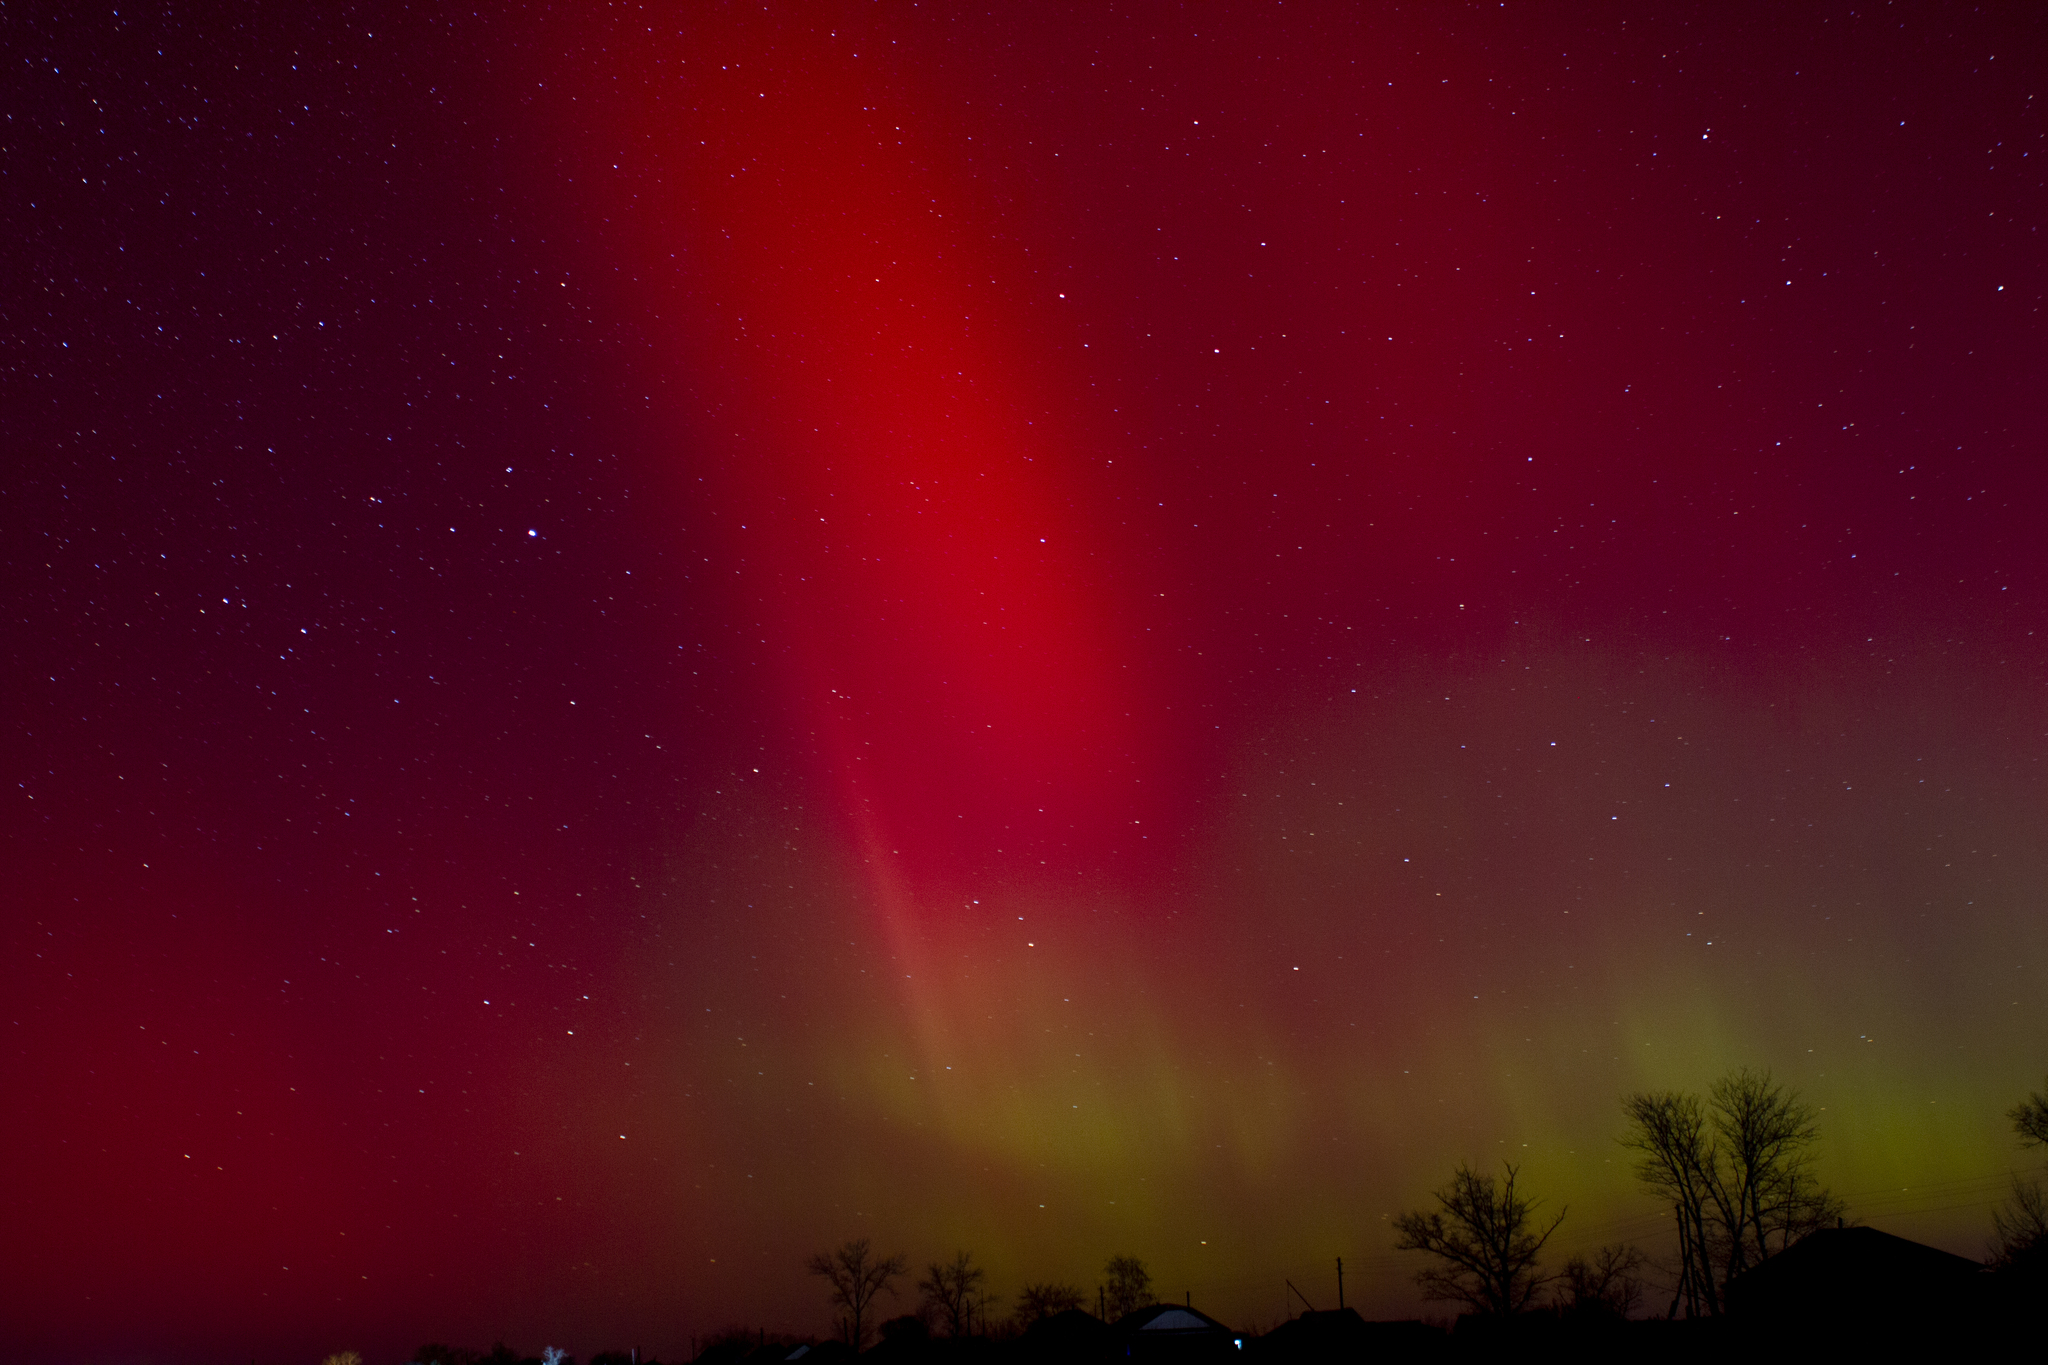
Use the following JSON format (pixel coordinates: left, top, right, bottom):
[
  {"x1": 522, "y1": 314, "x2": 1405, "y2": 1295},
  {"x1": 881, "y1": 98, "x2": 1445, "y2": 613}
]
[
  {"x1": 1100, "y1": 1255, "x2": 1152, "y2": 1320},
  {"x1": 1623, "y1": 1067, "x2": 1843, "y2": 1317},
  {"x1": 2011, "y1": 1078, "x2": 2048, "y2": 1150},
  {"x1": 1016, "y1": 1281, "x2": 1086, "y2": 1326},
  {"x1": 918, "y1": 1250, "x2": 987, "y2": 1338},
  {"x1": 807, "y1": 1238, "x2": 908, "y2": 1349},
  {"x1": 1993, "y1": 1077, "x2": 2048, "y2": 1269},
  {"x1": 1992, "y1": 1177, "x2": 2048, "y2": 1268},
  {"x1": 1556, "y1": 1244, "x2": 1647, "y2": 1319},
  {"x1": 1620, "y1": 1088, "x2": 1716, "y2": 1316},
  {"x1": 1392, "y1": 1162, "x2": 1564, "y2": 1317}
]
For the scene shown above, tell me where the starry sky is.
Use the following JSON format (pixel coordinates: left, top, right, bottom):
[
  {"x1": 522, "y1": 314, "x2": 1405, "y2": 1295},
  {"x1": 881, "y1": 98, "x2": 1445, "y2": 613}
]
[{"x1": 5, "y1": 3, "x2": 2046, "y2": 1361}]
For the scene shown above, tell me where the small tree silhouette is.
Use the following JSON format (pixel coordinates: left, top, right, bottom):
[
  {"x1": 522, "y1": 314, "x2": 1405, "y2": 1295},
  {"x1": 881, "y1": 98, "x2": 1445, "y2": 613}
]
[
  {"x1": 2012, "y1": 1078, "x2": 2048, "y2": 1150},
  {"x1": 1991, "y1": 1178, "x2": 2048, "y2": 1267},
  {"x1": 1100, "y1": 1255, "x2": 1152, "y2": 1320},
  {"x1": 919, "y1": 1250, "x2": 987, "y2": 1337},
  {"x1": 1556, "y1": 1243, "x2": 1647, "y2": 1319},
  {"x1": 1016, "y1": 1281, "x2": 1085, "y2": 1325},
  {"x1": 1393, "y1": 1162, "x2": 1564, "y2": 1317},
  {"x1": 1993, "y1": 1077, "x2": 2048, "y2": 1269},
  {"x1": 808, "y1": 1237, "x2": 909, "y2": 1349}
]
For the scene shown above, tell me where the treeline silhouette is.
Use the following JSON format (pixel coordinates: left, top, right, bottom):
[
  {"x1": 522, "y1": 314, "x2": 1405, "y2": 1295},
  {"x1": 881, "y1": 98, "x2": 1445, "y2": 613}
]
[{"x1": 402, "y1": 1070, "x2": 2046, "y2": 1365}]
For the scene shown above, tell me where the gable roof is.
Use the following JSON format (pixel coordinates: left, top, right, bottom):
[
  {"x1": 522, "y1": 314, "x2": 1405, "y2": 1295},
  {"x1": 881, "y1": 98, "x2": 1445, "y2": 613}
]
[{"x1": 1115, "y1": 1305, "x2": 1234, "y2": 1336}]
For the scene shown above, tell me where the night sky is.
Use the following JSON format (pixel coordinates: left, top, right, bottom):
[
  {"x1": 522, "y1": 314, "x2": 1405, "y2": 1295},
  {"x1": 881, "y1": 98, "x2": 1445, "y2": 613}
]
[{"x1": 6, "y1": 3, "x2": 2046, "y2": 1361}]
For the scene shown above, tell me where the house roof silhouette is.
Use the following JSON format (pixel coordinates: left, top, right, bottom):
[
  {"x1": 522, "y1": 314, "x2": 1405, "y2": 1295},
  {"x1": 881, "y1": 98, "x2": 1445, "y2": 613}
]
[
  {"x1": 1116, "y1": 1307, "x2": 1233, "y2": 1336},
  {"x1": 1251, "y1": 1308, "x2": 1442, "y2": 1359},
  {"x1": 1020, "y1": 1307, "x2": 1110, "y2": 1354},
  {"x1": 1109, "y1": 1304, "x2": 1241, "y2": 1359},
  {"x1": 1725, "y1": 1225, "x2": 1984, "y2": 1322}
]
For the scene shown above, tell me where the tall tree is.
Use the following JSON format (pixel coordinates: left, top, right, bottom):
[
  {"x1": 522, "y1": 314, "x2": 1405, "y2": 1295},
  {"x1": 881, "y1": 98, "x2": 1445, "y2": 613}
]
[
  {"x1": 1622, "y1": 1068, "x2": 1843, "y2": 1317},
  {"x1": 1100, "y1": 1255, "x2": 1152, "y2": 1320},
  {"x1": 1619, "y1": 1090, "x2": 1718, "y2": 1317},
  {"x1": 918, "y1": 1250, "x2": 987, "y2": 1338},
  {"x1": 807, "y1": 1238, "x2": 908, "y2": 1350},
  {"x1": 1391, "y1": 1162, "x2": 1564, "y2": 1317}
]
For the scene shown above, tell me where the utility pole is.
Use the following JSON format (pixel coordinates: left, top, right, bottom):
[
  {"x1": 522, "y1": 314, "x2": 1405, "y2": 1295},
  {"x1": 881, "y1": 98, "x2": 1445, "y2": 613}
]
[{"x1": 1336, "y1": 1257, "x2": 1344, "y2": 1310}]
